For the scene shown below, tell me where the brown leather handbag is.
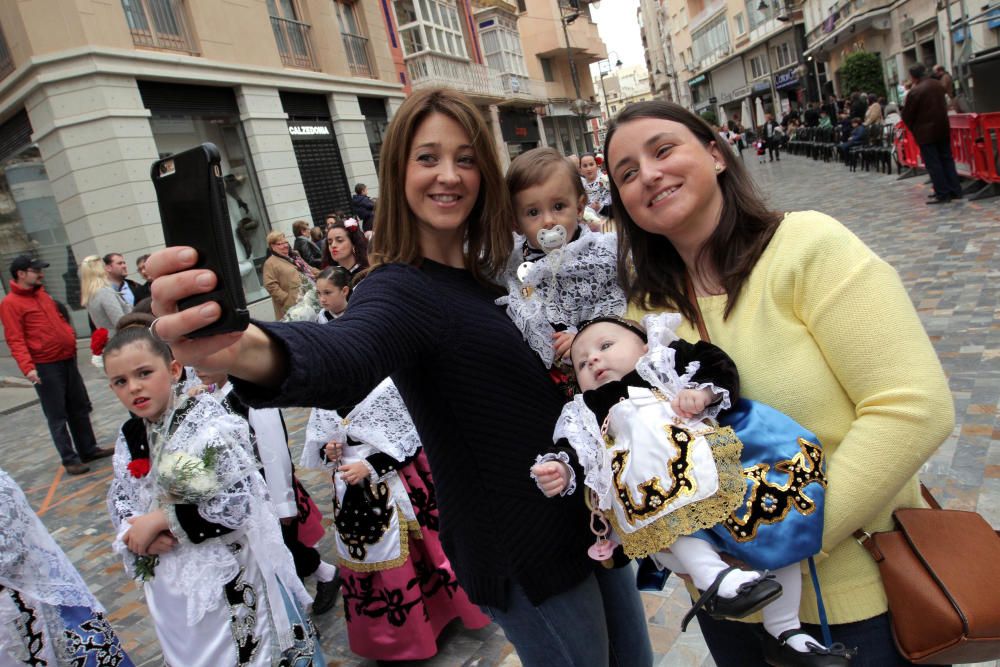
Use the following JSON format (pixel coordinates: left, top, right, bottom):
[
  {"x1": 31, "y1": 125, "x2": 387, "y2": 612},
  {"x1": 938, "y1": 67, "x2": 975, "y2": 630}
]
[{"x1": 854, "y1": 487, "x2": 1000, "y2": 664}]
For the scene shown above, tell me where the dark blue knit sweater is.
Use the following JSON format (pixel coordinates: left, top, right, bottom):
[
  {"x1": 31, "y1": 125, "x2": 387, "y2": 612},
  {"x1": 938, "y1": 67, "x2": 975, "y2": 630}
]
[{"x1": 232, "y1": 260, "x2": 594, "y2": 609}]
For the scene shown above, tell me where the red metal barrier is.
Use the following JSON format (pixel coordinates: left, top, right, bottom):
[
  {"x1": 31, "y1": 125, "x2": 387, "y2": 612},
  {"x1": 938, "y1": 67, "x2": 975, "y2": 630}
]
[
  {"x1": 893, "y1": 122, "x2": 923, "y2": 169},
  {"x1": 975, "y1": 112, "x2": 1000, "y2": 184},
  {"x1": 948, "y1": 113, "x2": 980, "y2": 178}
]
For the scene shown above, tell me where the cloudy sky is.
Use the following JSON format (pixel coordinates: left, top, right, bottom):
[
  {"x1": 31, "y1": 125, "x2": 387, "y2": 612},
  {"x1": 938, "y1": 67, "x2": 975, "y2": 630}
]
[{"x1": 589, "y1": 0, "x2": 645, "y2": 74}]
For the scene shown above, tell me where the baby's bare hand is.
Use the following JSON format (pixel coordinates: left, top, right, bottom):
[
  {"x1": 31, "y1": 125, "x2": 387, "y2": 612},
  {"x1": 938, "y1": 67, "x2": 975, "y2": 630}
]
[
  {"x1": 672, "y1": 388, "x2": 713, "y2": 419},
  {"x1": 531, "y1": 461, "x2": 569, "y2": 497}
]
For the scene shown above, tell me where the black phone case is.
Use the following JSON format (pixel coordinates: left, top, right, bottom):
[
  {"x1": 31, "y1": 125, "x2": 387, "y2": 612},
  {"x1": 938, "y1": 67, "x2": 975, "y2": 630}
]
[{"x1": 151, "y1": 143, "x2": 250, "y2": 338}]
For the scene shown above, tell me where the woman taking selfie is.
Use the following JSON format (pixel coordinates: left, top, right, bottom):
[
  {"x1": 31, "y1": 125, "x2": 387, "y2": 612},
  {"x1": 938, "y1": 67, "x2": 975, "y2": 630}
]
[
  {"x1": 144, "y1": 88, "x2": 651, "y2": 667},
  {"x1": 604, "y1": 100, "x2": 953, "y2": 666}
]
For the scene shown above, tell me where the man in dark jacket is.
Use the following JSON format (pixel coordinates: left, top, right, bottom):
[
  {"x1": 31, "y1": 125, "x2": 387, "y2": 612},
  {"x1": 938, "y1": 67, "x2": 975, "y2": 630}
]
[
  {"x1": 0, "y1": 255, "x2": 113, "y2": 474},
  {"x1": 350, "y1": 183, "x2": 375, "y2": 233},
  {"x1": 902, "y1": 63, "x2": 963, "y2": 204},
  {"x1": 760, "y1": 113, "x2": 782, "y2": 162}
]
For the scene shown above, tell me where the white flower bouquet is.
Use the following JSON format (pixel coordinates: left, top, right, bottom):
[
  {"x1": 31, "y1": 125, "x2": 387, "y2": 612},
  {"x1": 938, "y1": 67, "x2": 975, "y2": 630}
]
[{"x1": 155, "y1": 446, "x2": 222, "y2": 502}]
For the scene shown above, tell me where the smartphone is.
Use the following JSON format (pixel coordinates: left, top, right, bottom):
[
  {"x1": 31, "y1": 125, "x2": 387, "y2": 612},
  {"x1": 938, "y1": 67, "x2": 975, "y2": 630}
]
[{"x1": 151, "y1": 143, "x2": 250, "y2": 338}]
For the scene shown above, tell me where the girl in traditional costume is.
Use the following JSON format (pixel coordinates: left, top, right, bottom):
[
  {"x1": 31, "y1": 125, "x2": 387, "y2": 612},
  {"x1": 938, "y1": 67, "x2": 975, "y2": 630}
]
[
  {"x1": 187, "y1": 369, "x2": 341, "y2": 616},
  {"x1": 103, "y1": 326, "x2": 324, "y2": 667},
  {"x1": 532, "y1": 314, "x2": 851, "y2": 667},
  {"x1": 0, "y1": 468, "x2": 134, "y2": 667},
  {"x1": 300, "y1": 376, "x2": 488, "y2": 661}
]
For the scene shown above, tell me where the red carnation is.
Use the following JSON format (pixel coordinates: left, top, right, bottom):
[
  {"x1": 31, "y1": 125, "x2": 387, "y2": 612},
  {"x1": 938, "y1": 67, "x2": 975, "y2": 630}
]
[
  {"x1": 90, "y1": 328, "x2": 109, "y2": 356},
  {"x1": 127, "y1": 458, "x2": 151, "y2": 479}
]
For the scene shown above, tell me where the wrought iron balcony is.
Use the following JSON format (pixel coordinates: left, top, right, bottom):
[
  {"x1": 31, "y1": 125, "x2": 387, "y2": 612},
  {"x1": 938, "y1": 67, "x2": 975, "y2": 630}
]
[
  {"x1": 341, "y1": 32, "x2": 374, "y2": 78},
  {"x1": 122, "y1": 0, "x2": 198, "y2": 54},
  {"x1": 270, "y1": 15, "x2": 318, "y2": 70}
]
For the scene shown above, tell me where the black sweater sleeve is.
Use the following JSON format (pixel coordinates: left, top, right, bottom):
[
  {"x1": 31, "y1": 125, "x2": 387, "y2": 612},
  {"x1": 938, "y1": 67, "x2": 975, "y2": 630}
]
[
  {"x1": 232, "y1": 265, "x2": 449, "y2": 410},
  {"x1": 366, "y1": 451, "x2": 419, "y2": 477},
  {"x1": 669, "y1": 339, "x2": 740, "y2": 405}
]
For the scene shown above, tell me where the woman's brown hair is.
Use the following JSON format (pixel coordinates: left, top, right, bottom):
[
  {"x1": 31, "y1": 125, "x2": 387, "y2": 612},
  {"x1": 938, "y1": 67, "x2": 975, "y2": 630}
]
[
  {"x1": 603, "y1": 100, "x2": 783, "y2": 323},
  {"x1": 368, "y1": 88, "x2": 513, "y2": 285}
]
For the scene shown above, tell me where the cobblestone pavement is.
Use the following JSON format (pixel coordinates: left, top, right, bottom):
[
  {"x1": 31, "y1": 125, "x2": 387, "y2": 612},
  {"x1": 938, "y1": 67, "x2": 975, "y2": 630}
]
[{"x1": 0, "y1": 153, "x2": 997, "y2": 667}]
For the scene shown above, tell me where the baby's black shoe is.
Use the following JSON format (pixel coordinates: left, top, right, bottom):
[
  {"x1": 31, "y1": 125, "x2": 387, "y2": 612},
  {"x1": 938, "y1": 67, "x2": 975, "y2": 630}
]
[
  {"x1": 681, "y1": 566, "x2": 783, "y2": 631},
  {"x1": 763, "y1": 629, "x2": 855, "y2": 666}
]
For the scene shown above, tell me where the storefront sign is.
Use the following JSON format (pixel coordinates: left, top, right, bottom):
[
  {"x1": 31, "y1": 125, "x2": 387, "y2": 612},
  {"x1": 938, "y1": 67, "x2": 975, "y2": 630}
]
[
  {"x1": 774, "y1": 67, "x2": 801, "y2": 91},
  {"x1": 288, "y1": 123, "x2": 332, "y2": 138},
  {"x1": 688, "y1": 74, "x2": 708, "y2": 86},
  {"x1": 499, "y1": 109, "x2": 540, "y2": 144},
  {"x1": 732, "y1": 85, "x2": 750, "y2": 99},
  {"x1": 752, "y1": 80, "x2": 772, "y2": 94}
]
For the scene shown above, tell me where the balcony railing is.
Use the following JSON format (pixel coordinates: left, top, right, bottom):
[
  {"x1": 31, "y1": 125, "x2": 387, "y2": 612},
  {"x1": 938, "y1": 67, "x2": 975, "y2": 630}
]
[
  {"x1": 690, "y1": 0, "x2": 728, "y2": 31},
  {"x1": 0, "y1": 27, "x2": 13, "y2": 81},
  {"x1": 341, "y1": 32, "x2": 374, "y2": 78},
  {"x1": 406, "y1": 53, "x2": 503, "y2": 99},
  {"x1": 122, "y1": 0, "x2": 197, "y2": 54},
  {"x1": 498, "y1": 73, "x2": 547, "y2": 101},
  {"x1": 271, "y1": 15, "x2": 318, "y2": 70}
]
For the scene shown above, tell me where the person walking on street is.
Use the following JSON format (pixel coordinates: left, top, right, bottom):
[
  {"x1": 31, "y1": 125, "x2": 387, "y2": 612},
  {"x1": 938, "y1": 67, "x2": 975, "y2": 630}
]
[
  {"x1": 0, "y1": 255, "x2": 113, "y2": 475},
  {"x1": 760, "y1": 113, "x2": 781, "y2": 162},
  {"x1": 902, "y1": 64, "x2": 963, "y2": 204}
]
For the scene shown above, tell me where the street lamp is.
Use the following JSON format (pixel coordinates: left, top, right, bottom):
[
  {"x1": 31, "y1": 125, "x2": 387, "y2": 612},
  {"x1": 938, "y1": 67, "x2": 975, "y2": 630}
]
[
  {"x1": 597, "y1": 52, "x2": 623, "y2": 125},
  {"x1": 559, "y1": 6, "x2": 592, "y2": 151}
]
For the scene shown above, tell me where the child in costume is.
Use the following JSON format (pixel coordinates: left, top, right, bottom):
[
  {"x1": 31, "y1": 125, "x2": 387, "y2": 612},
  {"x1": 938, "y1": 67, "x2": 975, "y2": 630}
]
[
  {"x1": 300, "y1": 376, "x2": 488, "y2": 661},
  {"x1": 531, "y1": 314, "x2": 851, "y2": 667},
  {"x1": 756, "y1": 139, "x2": 768, "y2": 163},
  {"x1": 188, "y1": 369, "x2": 341, "y2": 616},
  {"x1": 580, "y1": 152, "x2": 612, "y2": 219},
  {"x1": 497, "y1": 147, "x2": 626, "y2": 376},
  {"x1": 103, "y1": 326, "x2": 324, "y2": 667},
  {"x1": 0, "y1": 468, "x2": 134, "y2": 667},
  {"x1": 314, "y1": 266, "x2": 352, "y2": 323}
]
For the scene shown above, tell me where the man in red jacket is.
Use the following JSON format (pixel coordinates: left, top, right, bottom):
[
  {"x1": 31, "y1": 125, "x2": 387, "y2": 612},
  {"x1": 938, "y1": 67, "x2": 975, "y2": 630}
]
[{"x1": 0, "y1": 255, "x2": 112, "y2": 474}]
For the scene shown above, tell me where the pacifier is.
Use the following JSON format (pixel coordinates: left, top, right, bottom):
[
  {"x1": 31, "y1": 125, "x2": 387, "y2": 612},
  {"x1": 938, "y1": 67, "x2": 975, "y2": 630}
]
[
  {"x1": 588, "y1": 537, "x2": 619, "y2": 561},
  {"x1": 536, "y1": 225, "x2": 568, "y2": 254},
  {"x1": 586, "y1": 490, "x2": 618, "y2": 563}
]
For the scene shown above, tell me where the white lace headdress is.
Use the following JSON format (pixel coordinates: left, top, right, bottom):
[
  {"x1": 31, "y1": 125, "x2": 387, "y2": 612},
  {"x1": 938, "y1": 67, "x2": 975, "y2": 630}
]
[
  {"x1": 496, "y1": 227, "x2": 627, "y2": 367},
  {"x1": 0, "y1": 468, "x2": 103, "y2": 612},
  {"x1": 300, "y1": 377, "x2": 421, "y2": 469}
]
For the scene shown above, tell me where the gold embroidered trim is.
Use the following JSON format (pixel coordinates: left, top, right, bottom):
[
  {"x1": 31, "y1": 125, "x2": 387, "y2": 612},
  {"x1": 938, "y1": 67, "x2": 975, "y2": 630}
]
[
  {"x1": 336, "y1": 513, "x2": 411, "y2": 573},
  {"x1": 611, "y1": 426, "x2": 745, "y2": 559},
  {"x1": 724, "y1": 437, "x2": 826, "y2": 543}
]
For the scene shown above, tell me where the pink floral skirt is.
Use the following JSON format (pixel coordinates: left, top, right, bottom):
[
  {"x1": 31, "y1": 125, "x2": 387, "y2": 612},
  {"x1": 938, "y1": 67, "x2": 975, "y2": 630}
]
[{"x1": 338, "y1": 450, "x2": 489, "y2": 661}]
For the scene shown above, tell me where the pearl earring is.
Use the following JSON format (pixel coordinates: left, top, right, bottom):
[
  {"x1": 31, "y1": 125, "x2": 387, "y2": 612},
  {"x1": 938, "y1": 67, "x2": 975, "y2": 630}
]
[{"x1": 714, "y1": 163, "x2": 723, "y2": 172}]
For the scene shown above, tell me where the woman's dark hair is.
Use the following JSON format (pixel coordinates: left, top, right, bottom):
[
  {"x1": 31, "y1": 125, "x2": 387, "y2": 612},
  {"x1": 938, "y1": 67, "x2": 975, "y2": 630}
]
[
  {"x1": 323, "y1": 221, "x2": 369, "y2": 270},
  {"x1": 103, "y1": 323, "x2": 172, "y2": 367},
  {"x1": 316, "y1": 265, "x2": 353, "y2": 299},
  {"x1": 603, "y1": 100, "x2": 783, "y2": 323}
]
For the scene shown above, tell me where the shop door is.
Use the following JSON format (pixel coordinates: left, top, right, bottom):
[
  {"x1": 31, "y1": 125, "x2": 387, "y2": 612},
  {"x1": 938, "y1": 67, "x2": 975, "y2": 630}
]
[{"x1": 289, "y1": 125, "x2": 353, "y2": 224}]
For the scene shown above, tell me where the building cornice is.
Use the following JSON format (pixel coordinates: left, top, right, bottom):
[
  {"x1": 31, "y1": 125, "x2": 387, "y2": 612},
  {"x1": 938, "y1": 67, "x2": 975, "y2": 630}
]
[{"x1": 0, "y1": 46, "x2": 405, "y2": 124}]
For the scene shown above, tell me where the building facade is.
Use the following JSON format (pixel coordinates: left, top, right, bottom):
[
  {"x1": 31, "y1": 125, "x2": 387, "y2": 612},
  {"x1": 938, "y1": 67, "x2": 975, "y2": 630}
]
[{"x1": 0, "y1": 0, "x2": 403, "y2": 330}]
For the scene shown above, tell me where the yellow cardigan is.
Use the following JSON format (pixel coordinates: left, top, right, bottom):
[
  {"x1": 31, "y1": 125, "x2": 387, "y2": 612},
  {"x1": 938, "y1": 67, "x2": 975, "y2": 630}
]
[{"x1": 628, "y1": 210, "x2": 954, "y2": 624}]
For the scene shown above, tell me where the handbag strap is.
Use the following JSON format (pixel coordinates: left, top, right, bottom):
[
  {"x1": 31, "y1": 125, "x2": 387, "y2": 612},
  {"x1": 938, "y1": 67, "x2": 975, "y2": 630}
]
[
  {"x1": 684, "y1": 274, "x2": 712, "y2": 343},
  {"x1": 853, "y1": 483, "x2": 940, "y2": 562}
]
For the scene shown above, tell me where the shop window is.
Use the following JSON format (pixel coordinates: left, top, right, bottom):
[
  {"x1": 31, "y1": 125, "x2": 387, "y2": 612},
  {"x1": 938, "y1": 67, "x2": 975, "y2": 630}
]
[
  {"x1": 749, "y1": 54, "x2": 767, "y2": 79},
  {"x1": 0, "y1": 146, "x2": 89, "y2": 335},
  {"x1": 148, "y1": 116, "x2": 271, "y2": 303},
  {"x1": 734, "y1": 12, "x2": 745, "y2": 35},
  {"x1": 121, "y1": 0, "x2": 198, "y2": 54},
  {"x1": 773, "y1": 42, "x2": 793, "y2": 69}
]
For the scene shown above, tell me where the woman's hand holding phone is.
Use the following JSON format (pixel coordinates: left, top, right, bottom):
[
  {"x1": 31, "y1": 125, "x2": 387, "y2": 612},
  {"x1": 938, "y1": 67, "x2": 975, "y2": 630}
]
[{"x1": 146, "y1": 247, "x2": 286, "y2": 387}]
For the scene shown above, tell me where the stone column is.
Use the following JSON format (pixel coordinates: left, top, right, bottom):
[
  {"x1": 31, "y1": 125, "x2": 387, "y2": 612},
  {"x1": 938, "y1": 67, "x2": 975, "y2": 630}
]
[
  {"x1": 26, "y1": 74, "x2": 162, "y2": 262},
  {"x1": 234, "y1": 85, "x2": 310, "y2": 236},
  {"x1": 327, "y1": 93, "x2": 379, "y2": 198},
  {"x1": 535, "y1": 110, "x2": 548, "y2": 148},
  {"x1": 488, "y1": 105, "x2": 510, "y2": 171}
]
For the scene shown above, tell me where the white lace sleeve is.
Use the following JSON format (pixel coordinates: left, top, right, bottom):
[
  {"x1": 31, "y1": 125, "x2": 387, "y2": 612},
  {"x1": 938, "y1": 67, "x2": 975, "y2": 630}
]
[
  {"x1": 300, "y1": 408, "x2": 341, "y2": 469},
  {"x1": 635, "y1": 312, "x2": 690, "y2": 398},
  {"x1": 349, "y1": 378, "x2": 422, "y2": 461},
  {"x1": 530, "y1": 452, "x2": 577, "y2": 496},
  {"x1": 106, "y1": 428, "x2": 155, "y2": 530},
  {"x1": 249, "y1": 408, "x2": 296, "y2": 519},
  {"x1": 684, "y1": 381, "x2": 732, "y2": 420},
  {"x1": 0, "y1": 476, "x2": 30, "y2": 577},
  {"x1": 194, "y1": 474, "x2": 254, "y2": 532},
  {"x1": 553, "y1": 396, "x2": 613, "y2": 508}
]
